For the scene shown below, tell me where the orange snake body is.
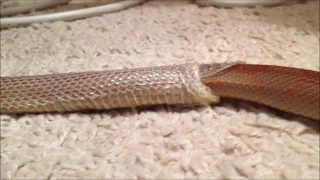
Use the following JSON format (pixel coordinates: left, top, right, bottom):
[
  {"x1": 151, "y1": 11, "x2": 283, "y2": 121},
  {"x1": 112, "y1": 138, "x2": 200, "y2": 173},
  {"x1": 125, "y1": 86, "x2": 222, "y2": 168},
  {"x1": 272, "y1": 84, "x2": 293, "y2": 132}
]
[
  {"x1": 201, "y1": 64, "x2": 319, "y2": 120},
  {"x1": 1, "y1": 63, "x2": 319, "y2": 120}
]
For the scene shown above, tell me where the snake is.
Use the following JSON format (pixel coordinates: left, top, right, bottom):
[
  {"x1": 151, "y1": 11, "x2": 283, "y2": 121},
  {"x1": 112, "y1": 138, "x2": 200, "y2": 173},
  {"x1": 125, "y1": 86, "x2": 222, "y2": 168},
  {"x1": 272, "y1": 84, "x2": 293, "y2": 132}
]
[{"x1": 0, "y1": 62, "x2": 319, "y2": 121}]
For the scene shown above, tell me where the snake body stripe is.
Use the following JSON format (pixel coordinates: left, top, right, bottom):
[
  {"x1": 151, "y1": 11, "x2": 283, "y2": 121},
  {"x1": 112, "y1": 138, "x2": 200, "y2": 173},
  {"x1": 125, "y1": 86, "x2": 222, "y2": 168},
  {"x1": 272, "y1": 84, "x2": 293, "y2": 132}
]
[
  {"x1": 0, "y1": 63, "x2": 319, "y2": 121},
  {"x1": 201, "y1": 64, "x2": 319, "y2": 120}
]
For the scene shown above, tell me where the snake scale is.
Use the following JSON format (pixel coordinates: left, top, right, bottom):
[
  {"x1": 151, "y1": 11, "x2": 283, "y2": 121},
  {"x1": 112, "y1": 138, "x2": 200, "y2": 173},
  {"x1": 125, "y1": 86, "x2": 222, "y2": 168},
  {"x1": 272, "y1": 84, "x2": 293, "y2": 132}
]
[{"x1": 1, "y1": 62, "x2": 319, "y2": 121}]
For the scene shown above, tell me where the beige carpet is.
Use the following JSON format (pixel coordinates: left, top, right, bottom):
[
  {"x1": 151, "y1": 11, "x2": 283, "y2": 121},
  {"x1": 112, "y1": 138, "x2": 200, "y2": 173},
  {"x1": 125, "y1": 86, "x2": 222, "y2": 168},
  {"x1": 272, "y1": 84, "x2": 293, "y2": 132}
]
[{"x1": 1, "y1": 0, "x2": 319, "y2": 179}]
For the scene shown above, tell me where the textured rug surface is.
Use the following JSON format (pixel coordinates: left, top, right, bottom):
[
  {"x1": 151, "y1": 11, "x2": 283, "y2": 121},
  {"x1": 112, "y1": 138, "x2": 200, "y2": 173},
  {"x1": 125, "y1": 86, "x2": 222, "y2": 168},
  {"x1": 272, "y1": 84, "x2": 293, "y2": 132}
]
[{"x1": 1, "y1": 0, "x2": 319, "y2": 179}]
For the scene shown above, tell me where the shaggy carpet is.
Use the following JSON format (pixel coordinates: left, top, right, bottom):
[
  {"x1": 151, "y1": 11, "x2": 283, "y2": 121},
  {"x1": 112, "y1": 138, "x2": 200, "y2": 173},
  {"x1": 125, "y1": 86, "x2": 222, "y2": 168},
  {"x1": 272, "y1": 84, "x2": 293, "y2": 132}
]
[{"x1": 1, "y1": 0, "x2": 319, "y2": 179}]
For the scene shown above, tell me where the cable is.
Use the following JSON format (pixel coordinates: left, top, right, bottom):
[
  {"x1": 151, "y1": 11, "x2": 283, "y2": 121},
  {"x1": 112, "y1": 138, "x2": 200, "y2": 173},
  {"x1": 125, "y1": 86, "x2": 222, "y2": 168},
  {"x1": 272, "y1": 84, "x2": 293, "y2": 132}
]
[
  {"x1": 1, "y1": 0, "x2": 71, "y2": 17},
  {"x1": 0, "y1": 0, "x2": 146, "y2": 28},
  {"x1": 195, "y1": 0, "x2": 287, "y2": 7}
]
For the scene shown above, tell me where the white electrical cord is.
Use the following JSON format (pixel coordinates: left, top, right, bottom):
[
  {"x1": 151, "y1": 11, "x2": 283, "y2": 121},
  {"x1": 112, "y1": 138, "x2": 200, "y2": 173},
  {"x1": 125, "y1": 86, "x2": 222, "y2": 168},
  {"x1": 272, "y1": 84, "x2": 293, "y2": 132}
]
[
  {"x1": 1, "y1": 0, "x2": 71, "y2": 17},
  {"x1": 0, "y1": 0, "x2": 146, "y2": 28},
  {"x1": 195, "y1": 0, "x2": 287, "y2": 7}
]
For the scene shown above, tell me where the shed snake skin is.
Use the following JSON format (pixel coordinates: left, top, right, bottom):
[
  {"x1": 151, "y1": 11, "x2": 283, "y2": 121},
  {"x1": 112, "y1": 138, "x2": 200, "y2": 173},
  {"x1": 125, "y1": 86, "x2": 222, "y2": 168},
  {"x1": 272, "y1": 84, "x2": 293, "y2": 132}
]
[{"x1": 1, "y1": 62, "x2": 319, "y2": 121}]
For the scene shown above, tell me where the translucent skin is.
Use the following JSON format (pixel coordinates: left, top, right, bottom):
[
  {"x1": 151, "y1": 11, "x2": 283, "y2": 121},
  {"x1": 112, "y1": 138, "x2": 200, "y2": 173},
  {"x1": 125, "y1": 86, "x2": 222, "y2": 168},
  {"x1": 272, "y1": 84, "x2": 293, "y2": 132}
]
[
  {"x1": 201, "y1": 64, "x2": 320, "y2": 120},
  {"x1": 0, "y1": 64, "x2": 216, "y2": 114},
  {"x1": 0, "y1": 63, "x2": 319, "y2": 121}
]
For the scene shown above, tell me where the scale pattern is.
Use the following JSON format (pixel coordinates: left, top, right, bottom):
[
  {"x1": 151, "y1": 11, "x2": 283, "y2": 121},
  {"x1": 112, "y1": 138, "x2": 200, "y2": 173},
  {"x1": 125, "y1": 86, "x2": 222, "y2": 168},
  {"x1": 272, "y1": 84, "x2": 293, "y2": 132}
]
[
  {"x1": 201, "y1": 64, "x2": 320, "y2": 120},
  {"x1": 1, "y1": 63, "x2": 319, "y2": 121},
  {"x1": 0, "y1": 63, "x2": 217, "y2": 113}
]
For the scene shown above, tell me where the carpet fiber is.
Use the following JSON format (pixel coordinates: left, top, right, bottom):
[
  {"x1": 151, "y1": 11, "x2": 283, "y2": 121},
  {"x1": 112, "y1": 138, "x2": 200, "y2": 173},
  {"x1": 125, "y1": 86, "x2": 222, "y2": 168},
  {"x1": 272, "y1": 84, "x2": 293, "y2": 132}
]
[{"x1": 1, "y1": 0, "x2": 319, "y2": 179}]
